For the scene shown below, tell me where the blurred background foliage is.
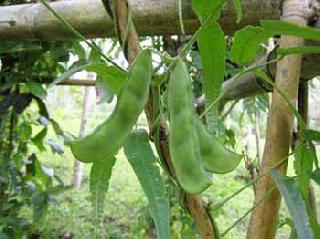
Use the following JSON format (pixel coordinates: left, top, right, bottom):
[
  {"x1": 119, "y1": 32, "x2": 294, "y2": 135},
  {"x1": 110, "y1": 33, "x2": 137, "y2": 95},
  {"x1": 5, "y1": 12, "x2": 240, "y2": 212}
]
[{"x1": 0, "y1": 1, "x2": 320, "y2": 239}]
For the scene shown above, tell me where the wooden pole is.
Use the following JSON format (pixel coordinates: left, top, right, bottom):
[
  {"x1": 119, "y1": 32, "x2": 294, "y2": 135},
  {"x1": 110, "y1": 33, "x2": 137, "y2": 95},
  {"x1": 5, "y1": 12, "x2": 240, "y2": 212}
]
[
  {"x1": 0, "y1": 0, "x2": 282, "y2": 40},
  {"x1": 246, "y1": 1, "x2": 311, "y2": 238}
]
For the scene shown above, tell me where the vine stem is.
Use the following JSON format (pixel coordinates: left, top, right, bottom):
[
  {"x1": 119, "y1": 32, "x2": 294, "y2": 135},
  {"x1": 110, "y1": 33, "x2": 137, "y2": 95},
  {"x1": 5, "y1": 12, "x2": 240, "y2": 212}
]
[
  {"x1": 40, "y1": 0, "x2": 123, "y2": 71},
  {"x1": 212, "y1": 154, "x2": 290, "y2": 211},
  {"x1": 221, "y1": 186, "x2": 276, "y2": 237}
]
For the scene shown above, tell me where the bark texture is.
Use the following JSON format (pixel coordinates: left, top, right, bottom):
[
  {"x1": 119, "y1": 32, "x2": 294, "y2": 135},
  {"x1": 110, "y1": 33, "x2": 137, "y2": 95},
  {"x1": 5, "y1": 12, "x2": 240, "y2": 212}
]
[{"x1": 246, "y1": 1, "x2": 310, "y2": 238}]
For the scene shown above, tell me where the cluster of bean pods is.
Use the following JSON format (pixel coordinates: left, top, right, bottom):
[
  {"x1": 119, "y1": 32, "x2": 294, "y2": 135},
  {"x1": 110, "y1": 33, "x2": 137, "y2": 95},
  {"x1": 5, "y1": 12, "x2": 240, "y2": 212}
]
[{"x1": 168, "y1": 59, "x2": 242, "y2": 194}]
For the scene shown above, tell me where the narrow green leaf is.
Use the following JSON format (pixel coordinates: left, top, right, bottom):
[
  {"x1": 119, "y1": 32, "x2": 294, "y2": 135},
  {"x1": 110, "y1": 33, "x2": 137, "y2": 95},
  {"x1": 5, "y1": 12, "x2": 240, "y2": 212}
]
[
  {"x1": 124, "y1": 129, "x2": 170, "y2": 239},
  {"x1": 261, "y1": 20, "x2": 320, "y2": 41},
  {"x1": 293, "y1": 141, "x2": 314, "y2": 200},
  {"x1": 197, "y1": 21, "x2": 226, "y2": 131},
  {"x1": 278, "y1": 46, "x2": 320, "y2": 56},
  {"x1": 271, "y1": 170, "x2": 314, "y2": 239},
  {"x1": 232, "y1": 0, "x2": 243, "y2": 23},
  {"x1": 51, "y1": 61, "x2": 127, "y2": 94},
  {"x1": 230, "y1": 26, "x2": 268, "y2": 65},
  {"x1": 192, "y1": 0, "x2": 226, "y2": 21},
  {"x1": 90, "y1": 157, "x2": 116, "y2": 225}
]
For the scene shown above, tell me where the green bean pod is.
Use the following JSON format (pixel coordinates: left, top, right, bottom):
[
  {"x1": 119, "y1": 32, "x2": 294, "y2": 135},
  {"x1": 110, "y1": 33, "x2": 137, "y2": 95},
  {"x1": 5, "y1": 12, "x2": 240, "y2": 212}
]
[
  {"x1": 168, "y1": 59, "x2": 211, "y2": 194},
  {"x1": 70, "y1": 50, "x2": 152, "y2": 163},
  {"x1": 194, "y1": 116, "x2": 242, "y2": 174}
]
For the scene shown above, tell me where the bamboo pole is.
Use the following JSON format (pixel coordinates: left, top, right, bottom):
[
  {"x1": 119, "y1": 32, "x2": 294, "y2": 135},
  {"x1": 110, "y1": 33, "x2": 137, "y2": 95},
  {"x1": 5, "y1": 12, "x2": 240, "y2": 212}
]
[
  {"x1": 246, "y1": 1, "x2": 311, "y2": 238},
  {"x1": 111, "y1": 0, "x2": 217, "y2": 237},
  {"x1": 0, "y1": 0, "x2": 281, "y2": 40}
]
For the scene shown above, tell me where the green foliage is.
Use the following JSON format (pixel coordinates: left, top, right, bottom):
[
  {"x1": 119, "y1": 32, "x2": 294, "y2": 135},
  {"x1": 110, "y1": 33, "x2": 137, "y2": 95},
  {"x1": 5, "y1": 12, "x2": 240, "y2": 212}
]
[
  {"x1": 192, "y1": 0, "x2": 226, "y2": 21},
  {"x1": 231, "y1": 20, "x2": 320, "y2": 65},
  {"x1": 90, "y1": 157, "x2": 116, "y2": 235},
  {"x1": 271, "y1": 170, "x2": 314, "y2": 239},
  {"x1": 293, "y1": 141, "x2": 315, "y2": 200},
  {"x1": 197, "y1": 21, "x2": 226, "y2": 132},
  {"x1": 230, "y1": 26, "x2": 268, "y2": 65},
  {"x1": 260, "y1": 20, "x2": 320, "y2": 41},
  {"x1": 124, "y1": 129, "x2": 170, "y2": 239},
  {"x1": 305, "y1": 129, "x2": 320, "y2": 142},
  {"x1": 277, "y1": 46, "x2": 320, "y2": 56},
  {"x1": 52, "y1": 61, "x2": 127, "y2": 95}
]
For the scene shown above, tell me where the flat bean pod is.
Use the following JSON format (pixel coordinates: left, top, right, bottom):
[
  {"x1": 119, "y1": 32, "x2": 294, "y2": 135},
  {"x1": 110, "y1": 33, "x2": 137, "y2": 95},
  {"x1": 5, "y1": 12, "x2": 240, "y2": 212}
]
[
  {"x1": 195, "y1": 116, "x2": 242, "y2": 174},
  {"x1": 168, "y1": 59, "x2": 211, "y2": 194},
  {"x1": 71, "y1": 50, "x2": 152, "y2": 163}
]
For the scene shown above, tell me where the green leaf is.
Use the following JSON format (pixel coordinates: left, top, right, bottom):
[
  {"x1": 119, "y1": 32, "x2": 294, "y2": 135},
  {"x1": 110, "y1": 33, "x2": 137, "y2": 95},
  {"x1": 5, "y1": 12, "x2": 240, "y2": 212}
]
[
  {"x1": 271, "y1": 170, "x2": 314, "y2": 239},
  {"x1": 90, "y1": 157, "x2": 116, "y2": 225},
  {"x1": 197, "y1": 21, "x2": 225, "y2": 131},
  {"x1": 31, "y1": 128, "x2": 48, "y2": 152},
  {"x1": 31, "y1": 156, "x2": 52, "y2": 191},
  {"x1": 124, "y1": 129, "x2": 170, "y2": 239},
  {"x1": 86, "y1": 63, "x2": 127, "y2": 95},
  {"x1": 261, "y1": 20, "x2": 320, "y2": 41},
  {"x1": 305, "y1": 129, "x2": 320, "y2": 142},
  {"x1": 192, "y1": 0, "x2": 226, "y2": 21},
  {"x1": 277, "y1": 46, "x2": 320, "y2": 56},
  {"x1": 310, "y1": 169, "x2": 320, "y2": 185},
  {"x1": 232, "y1": 0, "x2": 243, "y2": 23},
  {"x1": 293, "y1": 141, "x2": 314, "y2": 200},
  {"x1": 51, "y1": 61, "x2": 127, "y2": 94},
  {"x1": 24, "y1": 82, "x2": 47, "y2": 99},
  {"x1": 230, "y1": 26, "x2": 268, "y2": 65}
]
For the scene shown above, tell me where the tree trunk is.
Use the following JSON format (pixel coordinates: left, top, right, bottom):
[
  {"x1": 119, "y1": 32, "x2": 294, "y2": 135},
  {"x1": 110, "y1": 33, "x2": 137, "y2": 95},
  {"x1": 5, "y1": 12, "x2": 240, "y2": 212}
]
[
  {"x1": 72, "y1": 86, "x2": 91, "y2": 188},
  {"x1": 246, "y1": 1, "x2": 309, "y2": 238}
]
